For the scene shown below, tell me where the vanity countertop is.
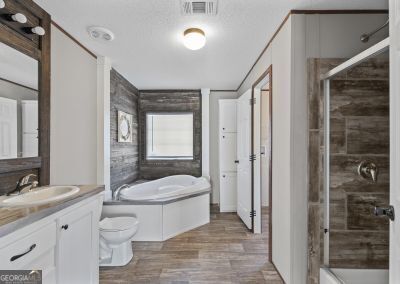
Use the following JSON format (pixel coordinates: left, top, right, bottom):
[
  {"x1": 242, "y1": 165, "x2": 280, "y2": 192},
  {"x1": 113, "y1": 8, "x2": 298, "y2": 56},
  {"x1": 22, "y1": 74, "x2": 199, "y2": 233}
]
[{"x1": 0, "y1": 185, "x2": 104, "y2": 238}]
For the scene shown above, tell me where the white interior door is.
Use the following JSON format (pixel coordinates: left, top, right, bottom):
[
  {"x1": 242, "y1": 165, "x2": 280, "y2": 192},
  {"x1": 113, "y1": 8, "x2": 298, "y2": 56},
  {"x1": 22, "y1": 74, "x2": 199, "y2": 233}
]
[
  {"x1": 237, "y1": 89, "x2": 252, "y2": 229},
  {"x1": 253, "y1": 88, "x2": 261, "y2": 234},
  {"x1": 390, "y1": 1, "x2": 400, "y2": 282},
  {"x1": 0, "y1": 97, "x2": 17, "y2": 159}
]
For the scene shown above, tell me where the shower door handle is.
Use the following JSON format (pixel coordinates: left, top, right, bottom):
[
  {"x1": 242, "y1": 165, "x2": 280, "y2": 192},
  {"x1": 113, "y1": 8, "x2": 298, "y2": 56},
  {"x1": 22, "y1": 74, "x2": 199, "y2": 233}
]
[{"x1": 374, "y1": 205, "x2": 395, "y2": 221}]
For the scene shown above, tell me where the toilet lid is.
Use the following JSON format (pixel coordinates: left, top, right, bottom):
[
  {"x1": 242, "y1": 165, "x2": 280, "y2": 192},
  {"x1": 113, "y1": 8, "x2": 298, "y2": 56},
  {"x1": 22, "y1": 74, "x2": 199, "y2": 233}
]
[{"x1": 99, "y1": 217, "x2": 139, "y2": 232}]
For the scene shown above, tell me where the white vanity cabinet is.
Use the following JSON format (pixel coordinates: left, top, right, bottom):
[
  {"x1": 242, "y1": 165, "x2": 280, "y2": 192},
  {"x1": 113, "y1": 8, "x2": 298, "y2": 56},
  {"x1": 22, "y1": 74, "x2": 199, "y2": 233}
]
[
  {"x1": 0, "y1": 192, "x2": 103, "y2": 284},
  {"x1": 0, "y1": 222, "x2": 57, "y2": 283},
  {"x1": 57, "y1": 198, "x2": 99, "y2": 284}
]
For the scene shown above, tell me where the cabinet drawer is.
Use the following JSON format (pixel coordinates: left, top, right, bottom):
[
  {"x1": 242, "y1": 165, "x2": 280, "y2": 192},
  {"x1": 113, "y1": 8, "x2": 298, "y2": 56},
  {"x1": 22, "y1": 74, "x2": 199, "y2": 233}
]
[{"x1": 0, "y1": 221, "x2": 56, "y2": 270}]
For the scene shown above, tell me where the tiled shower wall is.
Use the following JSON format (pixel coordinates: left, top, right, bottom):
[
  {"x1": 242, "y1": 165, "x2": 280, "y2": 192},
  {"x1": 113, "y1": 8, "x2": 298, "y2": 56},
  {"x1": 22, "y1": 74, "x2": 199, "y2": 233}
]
[{"x1": 307, "y1": 58, "x2": 389, "y2": 283}]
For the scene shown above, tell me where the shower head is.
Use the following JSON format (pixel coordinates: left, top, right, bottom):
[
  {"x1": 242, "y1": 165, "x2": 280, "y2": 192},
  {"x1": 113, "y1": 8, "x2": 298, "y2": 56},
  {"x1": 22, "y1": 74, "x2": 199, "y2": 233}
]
[{"x1": 360, "y1": 19, "x2": 389, "y2": 43}]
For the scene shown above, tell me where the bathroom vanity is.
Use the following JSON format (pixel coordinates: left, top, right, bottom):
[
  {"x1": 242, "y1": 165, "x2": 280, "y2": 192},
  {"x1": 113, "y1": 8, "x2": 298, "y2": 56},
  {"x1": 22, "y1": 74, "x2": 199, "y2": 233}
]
[{"x1": 0, "y1": 185, "x2": 104, "y2": 284}]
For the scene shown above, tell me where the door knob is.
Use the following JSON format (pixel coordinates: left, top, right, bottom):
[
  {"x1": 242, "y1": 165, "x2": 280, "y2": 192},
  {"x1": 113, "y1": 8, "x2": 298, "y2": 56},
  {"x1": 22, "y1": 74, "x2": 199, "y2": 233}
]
[{"x1": 374, "y1": 205, "x2": 395, "y2": 221}]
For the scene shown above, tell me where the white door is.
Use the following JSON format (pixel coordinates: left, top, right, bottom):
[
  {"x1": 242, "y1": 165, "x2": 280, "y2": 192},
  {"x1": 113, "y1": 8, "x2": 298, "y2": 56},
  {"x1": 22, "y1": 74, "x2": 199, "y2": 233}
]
[
  {"x1": 0, "y1": 97, "x2": 17, "y2": 159},
  {"x1": 220, "y1": 172, "x2": 237, "y2": 212},
  {"x1": 57, "y1": 203, "x2": 97, "y2": 284},
  {"x1": 390, "y1": 1, "x2": 400, "y2": 282},
  {"x1": 237, "y1": 89, "x2": 252, "y2": 229}
]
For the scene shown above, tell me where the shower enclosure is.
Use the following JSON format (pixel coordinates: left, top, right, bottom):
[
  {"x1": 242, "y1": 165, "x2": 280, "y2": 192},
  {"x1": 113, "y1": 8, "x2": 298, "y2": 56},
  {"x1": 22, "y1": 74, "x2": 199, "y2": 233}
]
[{"x1": 307, "y1": 38, "x2": 390, "y2": 284}]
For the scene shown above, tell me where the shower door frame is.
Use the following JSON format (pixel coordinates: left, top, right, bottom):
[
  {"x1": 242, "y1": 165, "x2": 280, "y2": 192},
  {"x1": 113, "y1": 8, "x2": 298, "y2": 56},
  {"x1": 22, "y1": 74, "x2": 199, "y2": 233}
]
[{"x1": 320, "y1": 37, "x2": 389, "y2": 266}]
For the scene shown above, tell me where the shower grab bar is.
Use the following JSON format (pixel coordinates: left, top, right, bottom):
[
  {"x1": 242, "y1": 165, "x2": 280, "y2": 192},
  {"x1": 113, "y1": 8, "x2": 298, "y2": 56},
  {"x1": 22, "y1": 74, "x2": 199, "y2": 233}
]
[{"x1": 321, "y1": 266, "x2": 346, "y2": 284}]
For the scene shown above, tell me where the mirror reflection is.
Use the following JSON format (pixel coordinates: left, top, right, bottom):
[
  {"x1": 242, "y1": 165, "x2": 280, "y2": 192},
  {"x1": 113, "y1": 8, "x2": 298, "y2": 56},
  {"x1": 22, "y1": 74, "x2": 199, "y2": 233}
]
[{"x1": 0, "y1": 42, "x2": 38, "y2": 159}]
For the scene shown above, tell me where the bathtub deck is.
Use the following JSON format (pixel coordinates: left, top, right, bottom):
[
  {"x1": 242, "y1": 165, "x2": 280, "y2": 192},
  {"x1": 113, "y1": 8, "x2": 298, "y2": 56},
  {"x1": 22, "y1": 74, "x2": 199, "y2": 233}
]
[{"x1": 100, "y1": 206, "x2": 283, "y2": 283}]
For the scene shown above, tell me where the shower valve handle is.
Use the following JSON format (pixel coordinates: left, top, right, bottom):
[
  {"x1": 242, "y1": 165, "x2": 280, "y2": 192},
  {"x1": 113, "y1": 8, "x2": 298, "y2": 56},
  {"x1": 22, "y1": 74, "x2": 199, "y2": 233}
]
[{"x1": 374, "y1": 205, "x2": 395, "y2": 221}]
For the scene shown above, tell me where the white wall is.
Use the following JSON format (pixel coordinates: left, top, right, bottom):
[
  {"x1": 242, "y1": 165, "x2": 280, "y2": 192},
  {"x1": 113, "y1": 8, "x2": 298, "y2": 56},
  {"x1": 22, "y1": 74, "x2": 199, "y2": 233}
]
[
  {"x1": 236, "y1": 13, "x2": 388, "y2": 284},
  {"x1": 50, "y1": 25, "x2": 98, "y2": 185},
  {"x1": 209, "y1": 91, "x2": 238, "y2": 204}
]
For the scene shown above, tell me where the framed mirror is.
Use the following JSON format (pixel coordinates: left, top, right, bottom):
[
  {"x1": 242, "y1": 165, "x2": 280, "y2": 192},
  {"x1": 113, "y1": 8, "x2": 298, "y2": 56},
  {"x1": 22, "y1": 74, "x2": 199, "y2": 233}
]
[{"x1": 0, "y1": 41, "x2": 38, "y2": 160}]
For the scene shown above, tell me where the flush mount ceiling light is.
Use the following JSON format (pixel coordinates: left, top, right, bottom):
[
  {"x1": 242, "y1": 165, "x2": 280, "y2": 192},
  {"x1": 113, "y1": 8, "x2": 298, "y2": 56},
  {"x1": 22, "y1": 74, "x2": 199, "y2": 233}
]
[
  {"x1": 183, "y1": 28, "x2": 206, "y2": 50},
  {"x1": 87, "y1": 26, "x2": 115, "y2": 42}
]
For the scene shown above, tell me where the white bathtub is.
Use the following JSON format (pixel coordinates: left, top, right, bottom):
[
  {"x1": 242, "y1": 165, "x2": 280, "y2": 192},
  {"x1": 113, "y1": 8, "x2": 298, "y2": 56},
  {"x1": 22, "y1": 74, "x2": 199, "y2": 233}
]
[
  {"x1": 102, "y1": 175, "x2": 211, "y2": 241},
  {"x1": 119, "y1": 175, "x2": 210, "y2": 201},
  {"x1": 320, "y1": 267, "x2": 388, "y2": 284}
]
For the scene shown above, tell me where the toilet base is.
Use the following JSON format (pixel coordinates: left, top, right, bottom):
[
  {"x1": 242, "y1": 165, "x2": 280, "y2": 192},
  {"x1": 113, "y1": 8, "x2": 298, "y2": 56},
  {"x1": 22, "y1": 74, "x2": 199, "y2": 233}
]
[{"x1": 99, "y1": 241, "x2": 133, "y2": 267}]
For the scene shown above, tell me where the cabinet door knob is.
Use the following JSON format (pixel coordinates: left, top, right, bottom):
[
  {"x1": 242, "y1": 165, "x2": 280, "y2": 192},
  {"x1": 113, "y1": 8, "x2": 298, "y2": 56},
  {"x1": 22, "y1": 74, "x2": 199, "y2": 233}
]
[
  {"x1": 222, "y1": 127, "x2": 225, "y2": 130},
  {"x1": 222, "y1": 175, "x2": 226, "y2": 178},
  {"x1": 61, "y1": 224, "x2": 69, "y2": 230},
  {"x1": 235, "y1": 160, "x2": 239, "y2": 164}
]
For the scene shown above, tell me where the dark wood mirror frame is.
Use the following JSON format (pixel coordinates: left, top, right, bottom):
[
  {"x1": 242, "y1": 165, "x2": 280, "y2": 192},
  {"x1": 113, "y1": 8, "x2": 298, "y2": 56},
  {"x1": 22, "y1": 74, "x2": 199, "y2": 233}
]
[{"x1": 0, "y1": 0, "x2": 50, "y2": 194}]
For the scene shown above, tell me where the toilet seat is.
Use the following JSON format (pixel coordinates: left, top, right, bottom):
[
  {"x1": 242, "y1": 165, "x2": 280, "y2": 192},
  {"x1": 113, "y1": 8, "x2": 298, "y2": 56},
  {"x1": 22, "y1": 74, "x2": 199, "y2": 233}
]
[{"x1": 99, "y1": 217, "x2": 138, "y2": 232}]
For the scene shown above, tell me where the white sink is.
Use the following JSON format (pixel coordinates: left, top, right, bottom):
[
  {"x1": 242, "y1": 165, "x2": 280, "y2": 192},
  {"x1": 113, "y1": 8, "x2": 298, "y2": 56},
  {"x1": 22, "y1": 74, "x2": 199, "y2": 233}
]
[{"x1": 1, "y1": 186, "x2": 80, "y2": 207}]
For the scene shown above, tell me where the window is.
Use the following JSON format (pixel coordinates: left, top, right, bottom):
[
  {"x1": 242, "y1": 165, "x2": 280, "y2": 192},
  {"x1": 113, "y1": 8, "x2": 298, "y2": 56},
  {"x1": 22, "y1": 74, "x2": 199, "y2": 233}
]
[{"x1": 146, "y1": 113, "x2": 194, "y2": 160}]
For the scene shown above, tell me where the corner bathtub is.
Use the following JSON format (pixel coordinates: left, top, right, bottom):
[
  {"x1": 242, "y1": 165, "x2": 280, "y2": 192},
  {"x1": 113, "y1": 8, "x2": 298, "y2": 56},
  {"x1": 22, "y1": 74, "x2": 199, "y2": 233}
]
[{"x1": 102, "y1": 175, "x2": 211, "y2": 241}]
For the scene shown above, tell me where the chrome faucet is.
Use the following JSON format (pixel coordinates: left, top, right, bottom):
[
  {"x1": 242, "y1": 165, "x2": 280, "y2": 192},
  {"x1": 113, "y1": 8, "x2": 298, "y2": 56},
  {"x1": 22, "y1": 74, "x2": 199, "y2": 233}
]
[
  {"x1": 7, "y1": 174, "x2": 39, "y2": 196},
  {"x1": 358, "y1": 160, "x2": 379, "y2": 183},
  {"x1": 112, "y1": 184, "x2": 129, "y2": 201}
]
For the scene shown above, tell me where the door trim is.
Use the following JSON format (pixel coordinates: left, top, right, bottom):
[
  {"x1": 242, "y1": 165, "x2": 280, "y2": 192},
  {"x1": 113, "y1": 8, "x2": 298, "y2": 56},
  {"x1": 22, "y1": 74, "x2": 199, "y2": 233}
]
[{"x1": 251, "y1": 65, "x2": 273, "y2": 262}]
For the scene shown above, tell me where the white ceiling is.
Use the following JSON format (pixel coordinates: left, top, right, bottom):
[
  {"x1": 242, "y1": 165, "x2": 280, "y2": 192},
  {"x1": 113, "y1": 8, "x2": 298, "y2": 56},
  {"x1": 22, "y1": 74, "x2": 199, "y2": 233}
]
[{"x1": 34, "y1": 0, "x2": 387, "y2": 90}]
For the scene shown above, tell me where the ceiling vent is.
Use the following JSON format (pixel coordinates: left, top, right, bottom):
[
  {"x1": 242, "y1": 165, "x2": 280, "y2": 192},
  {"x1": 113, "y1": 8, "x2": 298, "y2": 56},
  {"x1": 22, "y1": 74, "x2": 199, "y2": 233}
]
[{"x1": 181, "y1": 0, "x2": 218, "y2": 16}]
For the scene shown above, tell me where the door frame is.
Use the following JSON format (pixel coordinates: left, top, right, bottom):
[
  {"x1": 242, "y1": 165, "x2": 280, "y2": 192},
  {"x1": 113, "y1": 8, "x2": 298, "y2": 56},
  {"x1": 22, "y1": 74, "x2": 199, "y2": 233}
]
[{"x1": 251, "y1": 65, "x2": 273, "y2": 262}]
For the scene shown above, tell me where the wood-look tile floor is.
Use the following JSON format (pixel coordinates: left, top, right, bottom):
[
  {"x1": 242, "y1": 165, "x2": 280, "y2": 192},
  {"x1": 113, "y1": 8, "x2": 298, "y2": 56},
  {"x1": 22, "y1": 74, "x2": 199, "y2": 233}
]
[{"x1": 100, "y1": 206, "x2": 283, "y2": 284}]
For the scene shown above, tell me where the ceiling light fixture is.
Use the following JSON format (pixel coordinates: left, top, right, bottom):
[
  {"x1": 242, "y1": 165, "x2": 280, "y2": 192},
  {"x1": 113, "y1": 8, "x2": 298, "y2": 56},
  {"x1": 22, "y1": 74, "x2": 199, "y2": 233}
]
[{"x1": 183, "y1": 28, "x2": 206, "y2": 50}]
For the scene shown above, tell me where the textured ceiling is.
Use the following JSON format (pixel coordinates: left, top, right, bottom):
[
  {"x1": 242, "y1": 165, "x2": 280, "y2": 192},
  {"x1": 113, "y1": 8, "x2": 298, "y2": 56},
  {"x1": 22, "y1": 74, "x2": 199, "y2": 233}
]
[{"x1": 34, "y1": 0, "x2": 387, "y2": 90}]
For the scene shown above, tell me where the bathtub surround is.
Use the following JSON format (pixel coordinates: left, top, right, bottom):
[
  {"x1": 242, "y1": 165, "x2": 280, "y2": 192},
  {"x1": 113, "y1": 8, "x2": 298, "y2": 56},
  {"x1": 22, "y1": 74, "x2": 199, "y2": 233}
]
[
  {"x1": 110, "y1": 69, "x2": 139, "y2": 192},
  {"x1": 138, "y1": 90, "x2": 202, "y2": 179},
  {"x1": 307, "y1": 58, "x2": 389, "y2": 282},
  {"x1": 102, "y1": 176, "x2": 210, "y2": 241}
]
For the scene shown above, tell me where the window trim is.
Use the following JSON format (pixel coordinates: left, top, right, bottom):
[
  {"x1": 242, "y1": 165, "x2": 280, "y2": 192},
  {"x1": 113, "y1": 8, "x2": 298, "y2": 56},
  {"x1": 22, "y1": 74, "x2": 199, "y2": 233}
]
[{"x1": 144, "y1": 111, "x2": 195, "y2": 161}]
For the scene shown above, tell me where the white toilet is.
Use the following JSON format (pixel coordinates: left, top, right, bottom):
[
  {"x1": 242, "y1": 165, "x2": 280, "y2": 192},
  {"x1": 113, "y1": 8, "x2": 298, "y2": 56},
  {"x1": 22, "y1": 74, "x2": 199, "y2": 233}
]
[{"x1": 99, "y1": 216, "x2": 139, "y2": 266}]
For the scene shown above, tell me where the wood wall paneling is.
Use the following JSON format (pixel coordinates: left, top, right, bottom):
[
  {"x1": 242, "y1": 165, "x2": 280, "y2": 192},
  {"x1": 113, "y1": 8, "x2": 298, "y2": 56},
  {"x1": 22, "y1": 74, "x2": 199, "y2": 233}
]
[
  {"x1": 110, "y1": 69, "x2": 139, "y2": 191},
  {"x1": 138, "y1": 90, "x2": 202, "y2": 180}
]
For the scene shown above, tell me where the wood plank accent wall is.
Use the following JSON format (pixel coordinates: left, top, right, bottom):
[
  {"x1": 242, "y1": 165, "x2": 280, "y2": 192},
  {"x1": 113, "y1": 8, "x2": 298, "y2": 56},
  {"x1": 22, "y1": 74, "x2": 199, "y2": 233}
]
[
  {"x1": 138, "y1": 90, "x2": 202, "y2": 180},
  {"x1": 110, "y1": 69, "x2": 139, "y2": 191},
  {"x1": 0, "y1": 0, "x2": 50, "y2": 195},
  {"x1": 307, "y1": 58, "x2": 389, "y2": 283}
]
